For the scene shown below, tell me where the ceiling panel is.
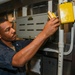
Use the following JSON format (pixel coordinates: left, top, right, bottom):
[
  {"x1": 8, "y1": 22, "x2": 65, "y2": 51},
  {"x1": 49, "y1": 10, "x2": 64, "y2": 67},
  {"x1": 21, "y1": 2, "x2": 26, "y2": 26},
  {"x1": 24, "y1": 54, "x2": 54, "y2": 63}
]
[
  {"x1": 0, "y1": 0, "x2": 49, "y2": 14},
  {"x1": 0, "y1": 0, "x2": 10, "y2": 4}
]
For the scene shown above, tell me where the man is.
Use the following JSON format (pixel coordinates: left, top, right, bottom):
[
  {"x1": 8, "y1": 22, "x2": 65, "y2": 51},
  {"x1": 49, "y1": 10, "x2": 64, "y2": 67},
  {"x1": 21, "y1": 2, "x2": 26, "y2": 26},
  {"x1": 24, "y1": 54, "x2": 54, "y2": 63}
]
[{"x1": 0, "y1": 17, "x2": 60, "y2": 75}]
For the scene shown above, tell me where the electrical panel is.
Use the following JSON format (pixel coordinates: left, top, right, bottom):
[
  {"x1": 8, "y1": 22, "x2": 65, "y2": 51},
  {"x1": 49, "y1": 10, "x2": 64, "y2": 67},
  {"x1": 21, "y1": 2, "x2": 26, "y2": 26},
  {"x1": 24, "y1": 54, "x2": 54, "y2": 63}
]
[{"x1": 16, "y1": 13, "x2": 48, "y2": 39}]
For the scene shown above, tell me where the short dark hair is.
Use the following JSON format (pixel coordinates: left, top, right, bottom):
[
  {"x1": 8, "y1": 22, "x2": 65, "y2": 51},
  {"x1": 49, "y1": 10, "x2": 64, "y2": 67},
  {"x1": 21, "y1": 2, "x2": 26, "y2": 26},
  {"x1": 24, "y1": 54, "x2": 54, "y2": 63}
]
[{"x1": 0, "y1": 17, "x2": 8, "y2": 24}]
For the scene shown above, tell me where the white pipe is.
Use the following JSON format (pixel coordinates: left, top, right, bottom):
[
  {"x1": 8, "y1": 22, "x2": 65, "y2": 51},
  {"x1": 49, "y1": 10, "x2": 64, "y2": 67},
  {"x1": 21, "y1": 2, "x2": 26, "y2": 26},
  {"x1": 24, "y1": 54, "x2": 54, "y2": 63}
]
[
  {"x1": 64, "y1": 26, "x2": 74, "y2": 55},
  {"x1": 22, "y1": 6, "x2": 27, "y2": 16},
  {"x1": 48, "y1": 0, "x2": 52, "y2": 12},
  {"x1": 58, "y1": 28, "x2": 64, "y2": 75},
  {"x1": 43, "y1": 48, "x2": 59, "y2": 53}
]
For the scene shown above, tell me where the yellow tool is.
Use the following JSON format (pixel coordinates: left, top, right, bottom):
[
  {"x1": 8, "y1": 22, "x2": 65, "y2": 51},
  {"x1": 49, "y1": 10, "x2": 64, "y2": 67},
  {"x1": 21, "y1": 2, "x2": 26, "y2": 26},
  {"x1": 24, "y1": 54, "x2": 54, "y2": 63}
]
[{"x1": 48, "y1": 11, "x2": 57, "y2": 19}]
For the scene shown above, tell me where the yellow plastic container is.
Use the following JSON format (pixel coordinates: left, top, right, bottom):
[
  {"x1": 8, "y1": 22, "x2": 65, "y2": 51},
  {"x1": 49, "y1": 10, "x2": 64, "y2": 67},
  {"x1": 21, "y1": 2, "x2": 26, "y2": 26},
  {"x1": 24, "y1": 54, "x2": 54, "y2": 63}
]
[{"x1": 58, "y1": 2, "x2": 74, "y2": 24}]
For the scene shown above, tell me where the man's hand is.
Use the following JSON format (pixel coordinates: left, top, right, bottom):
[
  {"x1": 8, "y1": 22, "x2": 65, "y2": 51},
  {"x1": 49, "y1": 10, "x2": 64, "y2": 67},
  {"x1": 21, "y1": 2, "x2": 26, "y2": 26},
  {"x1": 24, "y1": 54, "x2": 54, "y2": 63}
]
[{"x1": 42, "y1": 18, "x2": 60, "y2": 38}]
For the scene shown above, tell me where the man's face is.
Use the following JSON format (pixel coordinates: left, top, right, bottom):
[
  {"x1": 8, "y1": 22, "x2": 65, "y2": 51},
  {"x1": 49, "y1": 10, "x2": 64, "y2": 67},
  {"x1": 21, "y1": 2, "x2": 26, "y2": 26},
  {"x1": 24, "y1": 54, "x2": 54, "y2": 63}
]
[{"x1": 0, "y1": 21, "x2": 16, "y2": 42}]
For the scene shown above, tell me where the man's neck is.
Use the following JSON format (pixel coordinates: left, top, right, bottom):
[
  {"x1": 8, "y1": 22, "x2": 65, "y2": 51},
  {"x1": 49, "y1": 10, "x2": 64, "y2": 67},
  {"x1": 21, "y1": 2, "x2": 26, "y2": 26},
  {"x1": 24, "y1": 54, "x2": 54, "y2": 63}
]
[{"x1": 1, "y1": 39, "x2": 13, "y2": 47}]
